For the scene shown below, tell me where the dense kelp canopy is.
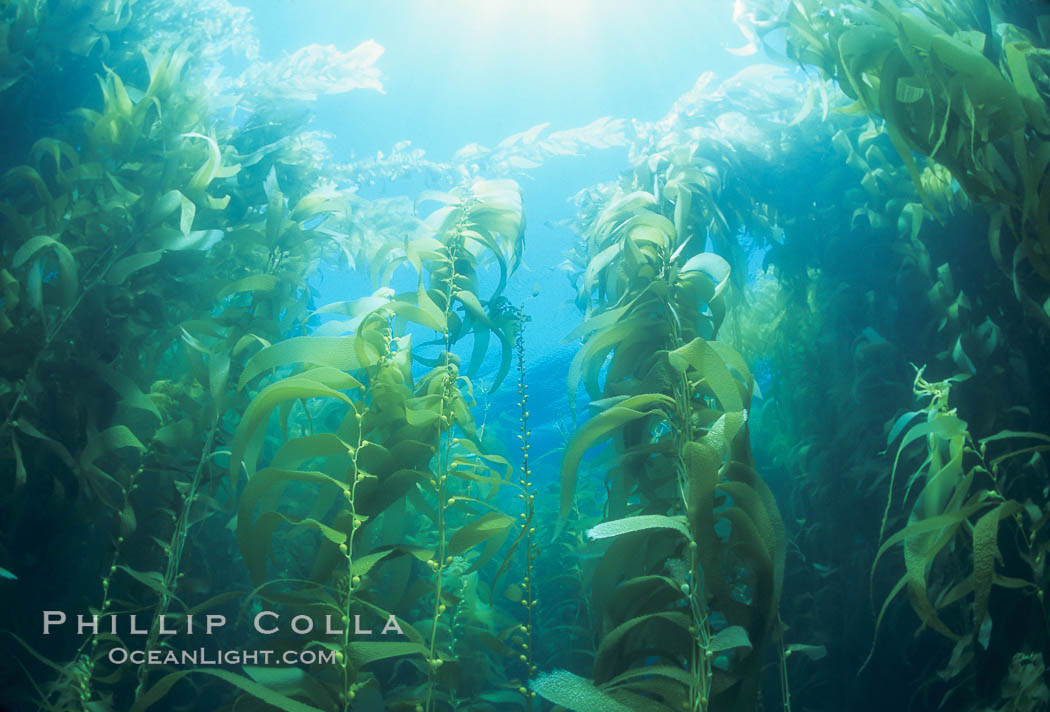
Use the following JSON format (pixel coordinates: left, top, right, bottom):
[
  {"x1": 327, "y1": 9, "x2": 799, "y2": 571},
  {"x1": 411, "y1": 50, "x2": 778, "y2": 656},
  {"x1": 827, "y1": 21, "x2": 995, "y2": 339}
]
[{"x1": 1, "y1": 1, "x2": 1049, "y2": 711}]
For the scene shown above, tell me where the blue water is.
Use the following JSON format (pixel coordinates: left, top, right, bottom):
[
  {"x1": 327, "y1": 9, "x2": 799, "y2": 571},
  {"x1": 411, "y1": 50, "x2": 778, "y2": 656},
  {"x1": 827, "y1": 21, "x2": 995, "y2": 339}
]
[
  {"x1": 250, "y1": 0, "x2": 755, "y2": 469},
  {"x1": 251, "y1": 1, "x2": 751, "y2": 157}
]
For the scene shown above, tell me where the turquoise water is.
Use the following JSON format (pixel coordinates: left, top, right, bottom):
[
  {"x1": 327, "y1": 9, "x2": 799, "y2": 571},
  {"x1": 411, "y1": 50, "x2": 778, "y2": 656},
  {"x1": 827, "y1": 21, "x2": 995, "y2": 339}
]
[{"x1": 1, "y1": 2, "x2": 1049, "y2": 711}]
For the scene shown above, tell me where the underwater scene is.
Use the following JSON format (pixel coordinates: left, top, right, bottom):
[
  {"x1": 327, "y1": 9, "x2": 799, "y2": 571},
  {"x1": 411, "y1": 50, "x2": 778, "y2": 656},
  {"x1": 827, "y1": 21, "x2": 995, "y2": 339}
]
[{"x1": 3, "y1": 0, "x2": 1050, "y2": 710}]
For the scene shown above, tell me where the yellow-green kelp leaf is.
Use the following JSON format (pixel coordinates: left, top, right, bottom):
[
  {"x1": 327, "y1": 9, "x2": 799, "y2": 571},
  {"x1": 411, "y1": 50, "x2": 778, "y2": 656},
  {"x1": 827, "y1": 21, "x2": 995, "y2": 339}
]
[
  {"x1": 347, "y1": 641, "x2": 427, "y2": 667},
  {"x1": 312, "y1": 290, "x2": 393, "y2": 318},
  {"x1": 237, "y1": 468, "x2": 349, "y2": 525},
  {"x1": 230, "y1": 378, "x2": 355, "y2": 481},
  {"x1": 238, "y1": 337, "x2": 371, "y2": 390},
  {"x1": 973, "y1": 500, "x2": 1023, "y2": 630},
  {"x1": 290, "y1": 184, "x2": 343, "y2": 221},
  {"x1": 12, "y1": 234, "x2": 78, "y2": 308},
  {"x1": 94, "y1": 361, "x2": 161, "y2": 422},
  {"x1": 115, "y1": 566, "x2": 172, "y2": 598},
  {"x1": 563, "y1": 303, "x2": 629, "y2": 344},
  {"x1": 150, "y1": 190, "x2": 195, "y2": 236},
  {"x1": 79, "y1": 425, "x2": 145, "y2": 496},
  {"x1": 154, "y1": 419, "x2": 195, "y2": 450},
  {"x1": 880, "y1": 410, "x2": 968, "y2": 539},
  {"x1": 131, "y1": 668, "x2": 324, "y2": 712},
  {"x1": 254, "y1": 511, "x2": 346, "y2": 546},
  {"x1": 558, "y1": 393, "x2": 674, "y2": 533},
  {"x1": 30, "y1": 138, "x2": 79, "y2": 186},
  {"x1": 530, "y1": 670, "x2": 633, "y2": 712},
  {"x1": 243, "y1": 666, "x2": 309, "y2": 691},
  {"x1": 240, "y1": 511, "x2": 346, "y2": 584},
  {"x1": 13, "y1": 419, "x2": 76, "y2": 470},
  {"x1": 785, "y1": 643, "x2": 827, "y2": 660},
  {"x1": 602, "y1": 663, "x2": 693, "y2": 692},
  {"x1": 159, "y1": 228, "x2": 224, "y2": 252},
  {"x1": 449, "y1": 512, "x2": 515, "y2": 556},
  {"x1": 0, "y1": 269, "x2": 18, "y2": 334},
  {"x1": 351, "y1": 545, "x2": 434, "y2": 578},
  {"x1": 870, "y1": 502, "x2": 987, "y2": 645},
  {"x1": 271, "y1": 433, "x2": 354, "y2": 469},
  {"x1": 979, "y1": 429, "x2": 1050, "y2": 468},
  {"x1": 455, "y1": 288, "x2": 494, "y2": 328},
  {"x1": 182, "y1": 132, "x2": 240, "y2": 192},
  {"x1": 567, "y1": 316, "x2": 650, "y2": 404},
  {"x1": 452, "y1": 437, "x2": 513, "y2": 491},
  {"x1": 709, "y1": 625, "x2": 752, "y2": 653},
  {"x1": 218, "y1": 274, "x2": 278, "y2": 299},
  {"x1": 593, "y1": 611, "x2": 691, "y2": 682},
  {"x1": 236, "y1": 467, "x2": 351, "y2": 583},
  {"x1": 586, "y1": 514, "x2": 691, "y2": 542},
  {"x1": 106, "y1": 250, "x2": 164, "y2": 285},
  {"x1": 667, "y1": 338, "x2": 744, "y2": 412},
  {"x1": 679, "y1": 252, "x2": 730, "y2": 297},
  {"x1": 10, "y1": 433, "x2": 26, "y2": 489},
  {"x1": 354, "y1": 599, "x2": 426, "y2": 644},
  {"x1": 384, "y1": 293, "x2": 446, "y2": 332}
]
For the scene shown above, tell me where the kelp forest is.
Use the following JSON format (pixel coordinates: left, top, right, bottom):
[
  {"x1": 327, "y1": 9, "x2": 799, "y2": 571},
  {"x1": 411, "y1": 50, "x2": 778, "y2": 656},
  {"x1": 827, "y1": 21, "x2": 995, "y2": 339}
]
[{"x1": 1, "y1": 0, "x2": 1050, "y2": 710}]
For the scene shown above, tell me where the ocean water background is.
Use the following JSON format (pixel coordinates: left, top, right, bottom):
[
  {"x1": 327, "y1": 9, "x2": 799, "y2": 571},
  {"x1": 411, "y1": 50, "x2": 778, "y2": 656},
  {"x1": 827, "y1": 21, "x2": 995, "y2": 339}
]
[
  {"x1": 254, "y1": 0, "x2": 758, "y2": 471},
  {"x1": 3, "y1": 1, "x2": 1049, "y2": 711}
]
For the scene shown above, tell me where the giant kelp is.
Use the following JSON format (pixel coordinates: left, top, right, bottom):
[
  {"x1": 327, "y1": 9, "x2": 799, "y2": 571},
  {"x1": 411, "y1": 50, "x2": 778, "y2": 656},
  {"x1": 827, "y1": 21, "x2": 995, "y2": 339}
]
[
  {"x1": 738, "y1": 0, "x2": 1050, "y2": 327},
  {"x1": 0, "y1": 8, "x2": 386, "y2": 710},
  {"x1": 544, "y1": 139, "x2": 786, "y2": 710},
  {"x1": 729, "y1": 0, "x2": 1050, "y2": 707},
  {"x1": 3, "y1": 1, "x2": 1050, "y2": 712},
  {"x1": 218, "y1": 178, "x2": 527, "y2": 711}
]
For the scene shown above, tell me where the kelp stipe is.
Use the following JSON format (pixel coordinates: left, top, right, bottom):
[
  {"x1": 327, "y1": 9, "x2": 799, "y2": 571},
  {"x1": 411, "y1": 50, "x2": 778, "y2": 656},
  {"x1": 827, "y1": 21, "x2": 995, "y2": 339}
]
[
  {"x1": 724, "y1": 1, "x2": 1050, "y2": 704},
  {"x1": 511, "y1": 306, "x2": 538, "y2": 711},
  {"x1": 1, "y1": 12, "x2": 383, "y2": 706},
  {"x1": 421, "y1": 198, "x2": 467, "y2": 712},
  {"x1": 222, "y1": 179, "x2": 526, "y2": 711},
  {"x1": 417, "y1": 180, "x2": 526, "y2": 711},
  {"x1": 736, "y1": 0, "x2": 1050, "y2": 328},
  {"x1": 3, "y1": 1, "x2": 1050, "y2": 711},
  {"x1": 2, "y1": 43, "x2": 230, "y2": 710},
  {"x1": 540, "y1": 155, "x2": 786, "y2": 709},
  {"x1": 865, "y1": 367, "x2": 1050, "y2": 707}
]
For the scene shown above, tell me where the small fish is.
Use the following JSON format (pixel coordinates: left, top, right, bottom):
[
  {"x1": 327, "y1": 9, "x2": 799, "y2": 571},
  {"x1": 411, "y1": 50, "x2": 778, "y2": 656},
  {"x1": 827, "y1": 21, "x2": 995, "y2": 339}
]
[{"x1": 0, "y1": 566, "x2": 16, "y2": 581}]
